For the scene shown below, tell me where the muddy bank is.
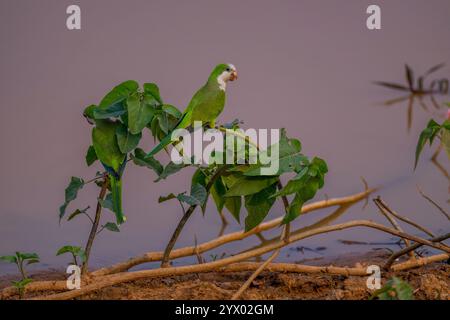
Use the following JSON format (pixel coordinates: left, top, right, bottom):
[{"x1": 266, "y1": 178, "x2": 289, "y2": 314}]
[{"x1": 1, "y1": 250, "x2": 448, "y2": 300}]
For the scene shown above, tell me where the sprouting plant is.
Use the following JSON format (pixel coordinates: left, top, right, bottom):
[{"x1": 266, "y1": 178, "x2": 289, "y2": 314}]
[
  {"x1": 11, "y1": 278, "x2": 33, "y2": 299},
  {"x1": 0, "y1": 252, "x2": 40, "y2": 279},
  {"x1": 0, "y1": 252, "x2": 40, "y2": 298},
  {"x1": 56, "y1": 245, "x2": 87, "y2": 266},
  {"x1": 415, "y1": 110, "x2": 450, "y2": 168},
  {"x1": 375, "y1": 64, "x2": 449, "y2": 131},
  {"x1": 370, "y1": 277, "x2": 414, "y2": 300}
]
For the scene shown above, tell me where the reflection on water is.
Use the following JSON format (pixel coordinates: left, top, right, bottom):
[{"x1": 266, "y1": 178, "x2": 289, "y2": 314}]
[{"x1": 375, "y1": 64, "x2": 449, "y2": 132}]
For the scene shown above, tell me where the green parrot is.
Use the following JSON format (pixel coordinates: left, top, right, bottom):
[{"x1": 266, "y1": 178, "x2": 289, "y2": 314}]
[{"x1": 146, "y1": 63, "x2": 238, "y2": 157}]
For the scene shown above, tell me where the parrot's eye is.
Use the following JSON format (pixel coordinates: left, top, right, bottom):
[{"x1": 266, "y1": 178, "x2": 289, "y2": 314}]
[{"x1": 226, "y1": 68, "x2": 231, "y2": 72}]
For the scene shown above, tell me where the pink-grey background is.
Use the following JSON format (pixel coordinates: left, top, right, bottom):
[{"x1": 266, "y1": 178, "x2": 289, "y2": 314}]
[{"x1": 0, "y1": 0, "x2": 449, "y2": 273}]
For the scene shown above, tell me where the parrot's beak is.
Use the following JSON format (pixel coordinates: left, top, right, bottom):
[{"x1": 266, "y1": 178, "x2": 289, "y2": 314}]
[{"x1": 230, "y1": 70, "x2": 238, "y2": 81}]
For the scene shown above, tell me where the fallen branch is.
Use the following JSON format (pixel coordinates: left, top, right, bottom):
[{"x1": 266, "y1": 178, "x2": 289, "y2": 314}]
[
  {"x1": 373, "y1": 197, "x2": 412, "y2": 253},
  {"x1": 384, "y1": 232, "x2": 450, "y2": 270},
  {"x1": 375, "y1": 197, "x2": 435, "y2": 237},
  {"x1": 91, "y1": 188, "x2": 376, "y2": 276}
]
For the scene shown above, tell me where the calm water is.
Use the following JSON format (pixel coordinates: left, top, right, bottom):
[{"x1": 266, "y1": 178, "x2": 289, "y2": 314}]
[{"x1": 1, "y1": 0, "x2": 449, "y2": 275}]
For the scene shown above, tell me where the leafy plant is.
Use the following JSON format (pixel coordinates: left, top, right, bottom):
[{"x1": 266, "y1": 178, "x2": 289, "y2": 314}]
[
  {"x1": 415, "y1": 114, "x2": 450, "y2": 168},
  {"x1": 0, "y1": 252, "x2": 40, "y2": 279},
  {"x1": 370, "y1": 277, "x2": 414, "y2": 300},
  {"x1": 61, "y1": 79, "x2": 328, "y2": 271},
  {"x1": 148, "y1": 127, "x2": 328, "y2": 266},
  {"x1": 56, "y1": 245, "x2": 86, "y2": 266},
  {"x1": 11, "y1": 278, "x2": 33, "y2": 299},
  {"x1": 0, "y1": 252, "x2": 40, "y2": 298},
  {"x1": 61, "y1": 80, "x2": 182, "y2": 274}
]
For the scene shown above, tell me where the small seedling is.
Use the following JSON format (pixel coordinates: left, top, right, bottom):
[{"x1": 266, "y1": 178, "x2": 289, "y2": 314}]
[
  {"x1": 0, "y1": 252, "x2": 40, "y2": 298},
  {"x1": 0, "y1": 252, "x2": 40, "y2": 279},
  {"x1": 11, "y1": 278, "x2": 33, "y2": 299}
]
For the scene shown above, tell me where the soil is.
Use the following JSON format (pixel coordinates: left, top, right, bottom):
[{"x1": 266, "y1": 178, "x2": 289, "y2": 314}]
[{"x1": 1, "y1": 250, "x2": 449, "y2": 300}]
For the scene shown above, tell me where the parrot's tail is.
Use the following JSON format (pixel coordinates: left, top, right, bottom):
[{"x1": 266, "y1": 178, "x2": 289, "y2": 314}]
[
  {"x1": 146, "y1": 132, "x2": 174, "y2": 158},
  {"x1": 109, "y1": 174, "x2": 125, "y2": 224}
]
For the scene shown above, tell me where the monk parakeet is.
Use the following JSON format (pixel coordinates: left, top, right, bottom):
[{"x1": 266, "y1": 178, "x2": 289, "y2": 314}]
[{"x1": 146, "y1": 63, "x2": 238, "y2": 157}]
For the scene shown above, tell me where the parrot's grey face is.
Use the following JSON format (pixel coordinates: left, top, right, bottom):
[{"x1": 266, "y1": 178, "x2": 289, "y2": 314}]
[{"x1": 217, "y1": 64, "x2": 238, "y2": 90}]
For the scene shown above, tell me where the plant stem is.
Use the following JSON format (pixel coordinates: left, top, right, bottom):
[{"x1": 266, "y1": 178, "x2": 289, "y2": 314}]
[
  {"x1": 160, "y1": 165, "x2": 228, "y2": 268},
  {"x1": 18, "y1": 259, "x2": 27, "y2": 279},
  {"x1": 81, "y1": 178, "x2": 108, "y2": 275},
  {"x1": 72, "y1": 254, "x2": 78, "y2": 267}
]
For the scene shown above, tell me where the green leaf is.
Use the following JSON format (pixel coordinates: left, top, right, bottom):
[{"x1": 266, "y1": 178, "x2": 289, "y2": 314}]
[
  {"x1": 127, "y1": 92, "x2": 156, "y2": 135},
  {"x1": 155, "y1": 161, "x2": 187, "y2": 182},
  {"x1": 211, "y1": 177, "x2": 226, "y2": 214},
  {"x1": 371, "y1": 277, "x2": 414, "y2": 300},
  {"x1": 116, "y1": 123, "x2": 142, "y2": 154},
  {"x1": 293, "y1": 166, "x2": 308, "y2": 180},
  {"x1": 162, "y1": 104, "x2": 182, "y2": 119},
  {"x1": 414, "y1": 119, "x2": 442, "y2": 169},
  {"x1": 191, "y1": 169, "x2": 209, "y2": 213},
  {"x1": 99, "y1": 80, "x2": 139, "y2": 109},
  {"x1": 99, "y1": 193, "x2": 114, "y2": 211},
  {"x1": 131, "y1": 148, "x2": 163, "y2": 176},
  {"x1": 13, "y1": 278, "x2": 33, "y2": 289},
  {"x1": 225, "y1": 176, "x2": 278, "y2": 197},
  {"x1": 244, "y1": 184, "x2": 277, "y2": 231},
  {"x1": 143, "y1": 83, "x2": 163, "y2": 105},
  {"x1": 158, "y1": 193, "x2": 177, "y2": 203},
  {"x1": 17, "y1": 252, "x2": 39, "y2": 262},
  {"x1": 0, "y1": 255, "x2": 18, "y2": 264},
  {"x1": 26, "y1": 259, "x2": 39, "y2": 265},
  {"x1": 177, "y1": 184, "x2": 207, "y2": 206},
  {"x1": 104, "y1": 222, "x2": 120, "y2": 232},
  {"x1": 224, "y1": 196, "x2": 241, "y2": 223},
  {"x1": 243, "y1": 129, "x2": 306, "y2": 176},
  {"x1": 85, "y1": 145, "x2": 97, "y2": 166},
  {"x1": 191, "y1": 168, "x2": 207, "y2": 188},
  {"x1": 56, "y1": 245, "x2": 76, "y2": 256},
  {"x1": 67, "y1": 207, "x2": 89, "y2": 221},
  {"x1": 282, "y1": 178, "x2": 321, "y2": 223},
  {"x1": 312, "y1": 157, "x2": 328, "y2": 174},
  {"x1": 92, "y1": 120, "x2": 125, "y2": 172},
  {"x1": 93, "y1": 103, "x2": 126, "y2": 120},
  {"x1": 59, "y1": 177, "x2": 85, "y2": 220},
  {"x1": 191, "y1": 184, "x2": 207, "y2": 206}
]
